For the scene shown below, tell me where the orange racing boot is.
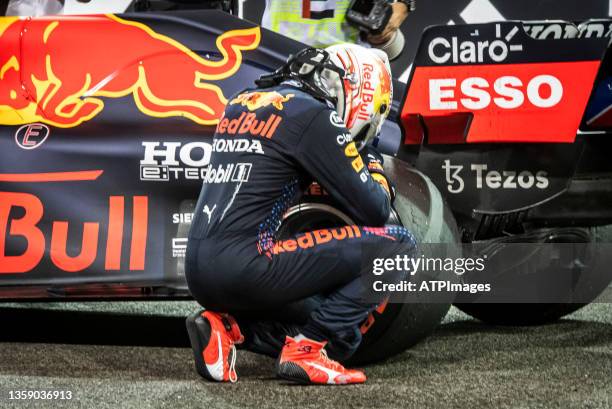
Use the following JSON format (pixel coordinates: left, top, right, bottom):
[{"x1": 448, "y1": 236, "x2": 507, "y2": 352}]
[
  {"x1": 277, "y1": 336, "x2": 366, "y2": 385},
  {"x1": 186, "y1": 310, "x2": 244, "y2": 382}
]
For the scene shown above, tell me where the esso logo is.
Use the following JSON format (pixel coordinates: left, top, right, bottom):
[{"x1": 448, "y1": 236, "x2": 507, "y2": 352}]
[
  {"x1": 15, "y1": 123, "x2": 50, "y2": 150},
  {"x1": 429, "y1": 75, "x2": 563, "y2": 111}
]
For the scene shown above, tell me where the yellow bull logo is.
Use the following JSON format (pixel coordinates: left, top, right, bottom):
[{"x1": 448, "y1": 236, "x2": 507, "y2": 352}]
[
  {"x1": 0, "y1": 15, "x2": 261, "y2": 128},
  {"x1": 230, "y1": 91, "x2": 295, "y2": 111}
]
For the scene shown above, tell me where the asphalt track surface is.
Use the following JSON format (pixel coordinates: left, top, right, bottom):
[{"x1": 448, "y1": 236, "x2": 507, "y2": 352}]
[{"x1": 0, "y1": 301, "x2": 610, "y2": 409}]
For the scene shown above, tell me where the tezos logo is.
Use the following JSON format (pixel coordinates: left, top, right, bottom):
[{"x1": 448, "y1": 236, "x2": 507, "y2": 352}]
[
  {"x1": 442, "y1": 160, "x2": 464, "y2": 194},
  {"x1": 15, "y1": 123, "x2": 50, "y2": 150},
  {"x1": 442, "y1": 160, "x2": 549, "y2": 194},
  {"x1": 428, "y1": 24, "x2": 524, "y2": 65},
  {"x1": 330, "y1": 111, "x2": 345, "y2": 127}
]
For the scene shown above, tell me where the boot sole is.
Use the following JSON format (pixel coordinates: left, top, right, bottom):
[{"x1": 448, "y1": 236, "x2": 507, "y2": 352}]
[
  {"x1": 277, "y1": 361, "x2": 317, "y2": 385},
  {"x1": 185, "y1": 312, "x2": 215, "y2": 381},
  {"x1": 277, "y1": 361, "x2": 365, "y2": 385}
]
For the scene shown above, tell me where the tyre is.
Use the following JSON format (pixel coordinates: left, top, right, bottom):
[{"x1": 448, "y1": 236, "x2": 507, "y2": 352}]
[
  {"x1": 455, "y1": 224, "x2": 612, "y2": 325},
  {"x1": 280, "y1": 156, "x2": 461, "y2": 365}
]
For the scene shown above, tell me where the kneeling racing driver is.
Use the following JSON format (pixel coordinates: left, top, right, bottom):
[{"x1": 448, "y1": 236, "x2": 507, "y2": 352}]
[{"x1": 185, "y1": 44, "x2": 416, "y2": 385}]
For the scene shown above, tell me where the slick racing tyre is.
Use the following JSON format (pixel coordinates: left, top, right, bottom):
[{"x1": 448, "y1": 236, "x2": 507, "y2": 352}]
[
  {"x1": 455, "y1": 224, "x2": 612, "y2": 325},
  {"x1": 279, "y1": 156, "x2": 461, "y2": 365}
]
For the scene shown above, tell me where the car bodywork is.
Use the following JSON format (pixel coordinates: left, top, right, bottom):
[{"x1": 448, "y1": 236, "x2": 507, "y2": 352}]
[
  {"x1": 1, "y1": 12, "x2": 611, "y2": 301},
  {"x1": 0, "y1": 11, "x2": 303, "y2": 298},
  {"x1": 398, "y1": 19, "x2": 612, "y2": 242}
]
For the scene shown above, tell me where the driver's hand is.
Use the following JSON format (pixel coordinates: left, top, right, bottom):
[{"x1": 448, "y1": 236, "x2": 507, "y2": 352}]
[
  {"x1": 362, "y1": 146, "x2": 396, "y2": 202},
  {"x1": 367, "y1": 2, "x2": 409, "y2": 45}
]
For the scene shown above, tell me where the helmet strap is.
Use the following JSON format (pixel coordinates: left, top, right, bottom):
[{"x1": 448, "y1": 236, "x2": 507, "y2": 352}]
[{"x1": 256, "y1": 48, "x2": 346, "y2": 107}]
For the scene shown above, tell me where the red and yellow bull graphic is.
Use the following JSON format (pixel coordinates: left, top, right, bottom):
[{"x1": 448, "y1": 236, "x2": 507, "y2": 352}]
[
  {"x1": 0, "y1": 15, "x2": 260, "y2": 128},
  {"x1": 230, "y1": 91, "x2": 295, "y2": 111}
]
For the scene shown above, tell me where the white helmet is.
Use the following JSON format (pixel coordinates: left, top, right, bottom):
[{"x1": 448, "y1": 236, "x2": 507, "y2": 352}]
[{"x1": 323, "y1": 44, "x2": 393, "y2": 149}]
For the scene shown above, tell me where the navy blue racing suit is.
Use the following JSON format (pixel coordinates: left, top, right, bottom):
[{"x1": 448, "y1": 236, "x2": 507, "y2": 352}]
[{"x1": 186, "y1": 83, "x2": 416, "y2": 360}]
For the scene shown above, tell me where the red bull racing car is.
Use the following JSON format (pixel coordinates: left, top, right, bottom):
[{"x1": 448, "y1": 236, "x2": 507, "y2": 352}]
[{"x1": 1, "y1": 10, "x2": 611, "y2": 364}]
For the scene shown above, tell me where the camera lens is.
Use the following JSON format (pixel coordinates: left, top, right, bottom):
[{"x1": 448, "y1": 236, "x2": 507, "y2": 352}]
[{"x1": 375, "y1": 30, "x2": 405, "y2": 61}]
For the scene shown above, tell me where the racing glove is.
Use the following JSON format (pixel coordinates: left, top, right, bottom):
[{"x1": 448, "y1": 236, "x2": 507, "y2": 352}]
[{"x1": 361, "y1": 145, "x2": 396, "y2": 203}]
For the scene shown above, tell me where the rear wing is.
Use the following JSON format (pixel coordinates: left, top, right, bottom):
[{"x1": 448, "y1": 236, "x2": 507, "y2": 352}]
[
  {"x1": 576, "y1": 19, "x2": 612, "y2": 129},
  {"x1": 399, "y1": 20, "x2": 610, "y2": 146}
]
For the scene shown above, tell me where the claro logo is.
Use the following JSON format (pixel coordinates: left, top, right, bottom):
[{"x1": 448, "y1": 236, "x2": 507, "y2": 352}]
[
  {"x1": 0, "y1": 192, "x2": 148, "y2": 273},
  {"x1": 428, "y1": 24, "x2": 524, "y2": 64},
  {"x1": 404, "y1": 24, "x2": 603, "y2": 143}
]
